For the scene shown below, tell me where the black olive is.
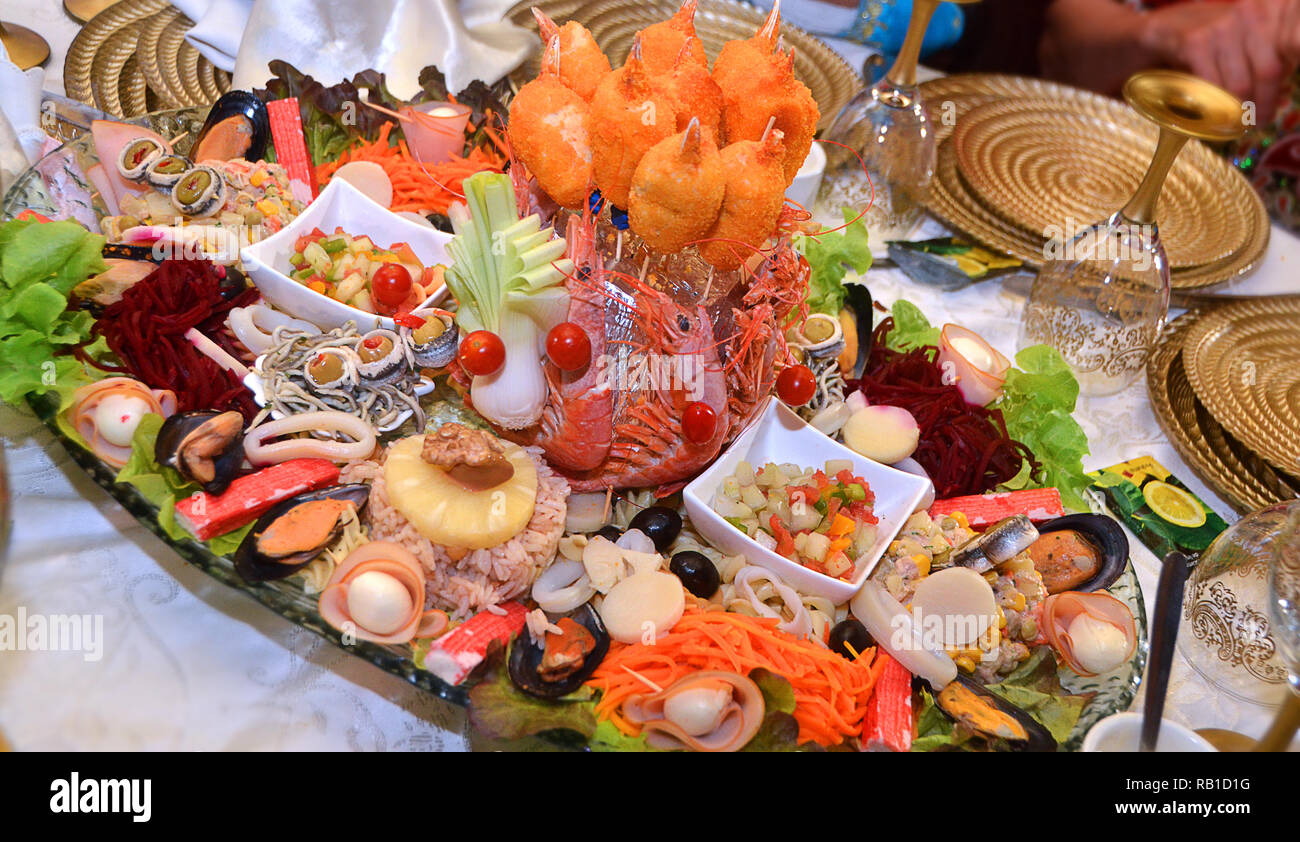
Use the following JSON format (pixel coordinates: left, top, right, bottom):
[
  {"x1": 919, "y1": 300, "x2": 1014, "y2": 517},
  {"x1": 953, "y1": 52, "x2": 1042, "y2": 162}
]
[
  {"x1": 628, "y1": 506, "x2": 682, "y2": 553},
  {"x1": 426, "y1": 213, "x2": 454, "y2": 233},
  {"x1": 669, "y1": 551, "x2": 720, "y2": 598},
  {"x1": 217, "y1": 265, "x2": 249, "y2": 300},
  {"x1": 828, "y1": 619, "x2": 875, "y2": 661},
  {"x1": 594, "y1": 525, "x2": 621, "y2": 543}
]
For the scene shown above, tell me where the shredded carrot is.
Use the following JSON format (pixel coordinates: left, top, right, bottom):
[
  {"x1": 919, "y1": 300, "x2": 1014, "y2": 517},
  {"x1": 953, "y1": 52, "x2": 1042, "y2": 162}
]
[
  {"x1": 585, "y1": 604, "x2": 882, "y2": 747},
  {"x1": 314, "y1": 122, "x2": 505, "y2": 215}
]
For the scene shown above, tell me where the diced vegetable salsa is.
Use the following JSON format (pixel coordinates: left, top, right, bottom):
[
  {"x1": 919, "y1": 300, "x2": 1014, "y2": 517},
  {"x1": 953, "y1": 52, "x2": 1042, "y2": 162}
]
[
  {"x1": 711, "y1": 460, "x2": 880, "y2": 580},
  {"x1": 286, "y1": 227, "x2": 446, "y2": 316}
]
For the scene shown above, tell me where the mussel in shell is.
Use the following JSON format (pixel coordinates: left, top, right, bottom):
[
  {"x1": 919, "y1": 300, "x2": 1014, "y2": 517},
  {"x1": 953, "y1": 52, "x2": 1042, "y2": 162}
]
[
  {"x1": 191, "y1": 90, "x2": 271, "y2": 163},
  {"x1": 509, "y1": 604, "x2": 610, "y2": 699},
  {"x1": 1028, "y1": 514, "x2": 1128, "y2": 595},
  {"x1": 233, "y1": 483, "x2": 370, "y2": 583},
  {"x1": 154, "y1": 410, "x2": 245, "y2": 495},
  {"x1": 171, "y1": 165, "x2": 227, "y2": 217},
  {"x1": 935, "y1": 674, "x2": 1056, "y2": 752},
  {"x1": 837, "y1": 282, "x2": 874, "y2": 379}
]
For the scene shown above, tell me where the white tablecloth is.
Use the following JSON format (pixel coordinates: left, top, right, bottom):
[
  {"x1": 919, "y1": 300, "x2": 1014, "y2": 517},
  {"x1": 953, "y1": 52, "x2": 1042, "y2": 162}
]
[{"x1": 2, "y1": 1, "x2": 1296, "y2": 752}]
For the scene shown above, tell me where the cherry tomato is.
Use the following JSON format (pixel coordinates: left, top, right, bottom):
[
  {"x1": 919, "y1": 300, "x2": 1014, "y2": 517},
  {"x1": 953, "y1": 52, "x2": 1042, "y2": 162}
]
[
  {"x1": 370, "y1": 263, "x2": 413, "y2": 315},
  {"x1": 682, "y1": 401, "x2": 717, "y2": 444},
  {"x1": 546, "y1": 322, "x2": 592, "y2": 371},
  {"x1": 459, "y1": 330, "x2": 506, "y2": 376},
  {"x1": 776, "y1": 364, "x2": 817, "y2": 406}
]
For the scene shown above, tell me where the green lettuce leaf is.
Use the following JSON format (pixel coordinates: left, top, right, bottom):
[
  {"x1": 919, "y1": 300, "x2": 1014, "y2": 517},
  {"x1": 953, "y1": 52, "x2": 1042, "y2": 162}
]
[
  {"x1": 466, "y1": 641, "x2": 598, "y2": 742},
  {"x1": 114, "y1": 413, "x2": 252, "y2": 554},
  {"x1": 0, "y1": 219, "x2": 108, "y2": 407},
  {"x1": 993, "y1": 344, "x2": 1092, "y2": 511},
  {"x1": 797, "y1": 209, "x2": 872, "y2": 316},
  {"x1": 884, "y1": 299, "x2": 940, "y2": 352},
  {"x1": 986, "y1": 647, "x2": 1092, "y2": 745}
]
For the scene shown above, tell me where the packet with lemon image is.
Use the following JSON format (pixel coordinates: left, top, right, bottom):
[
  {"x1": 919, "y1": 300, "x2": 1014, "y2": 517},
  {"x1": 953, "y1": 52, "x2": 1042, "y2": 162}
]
[{"x1": 1089, "y1": 455, "x2": 1229, "y2": 557}]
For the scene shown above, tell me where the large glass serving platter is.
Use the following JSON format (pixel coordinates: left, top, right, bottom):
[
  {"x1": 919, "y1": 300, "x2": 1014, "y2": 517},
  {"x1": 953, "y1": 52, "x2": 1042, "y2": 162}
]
[{"x1": 4, "y1": 108, "x2": 1145, "y2": 749}]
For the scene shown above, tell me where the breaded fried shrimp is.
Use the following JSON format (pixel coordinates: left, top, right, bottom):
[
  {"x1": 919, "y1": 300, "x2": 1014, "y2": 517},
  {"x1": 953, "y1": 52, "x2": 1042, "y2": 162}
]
[{"x1": 629, "y1": 117, "x2": 725, "y2": 253}]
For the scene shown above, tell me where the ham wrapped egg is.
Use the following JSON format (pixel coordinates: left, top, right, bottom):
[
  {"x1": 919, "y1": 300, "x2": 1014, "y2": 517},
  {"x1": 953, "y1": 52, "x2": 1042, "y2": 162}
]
[
  {"x1": 622, "y1": 671, "x2": 765, "y2": 752},
  {"x1": 318, "y1": 541, "x2": 449, "y2": 644},
  {"x1": 1041, "y1": 590, "x2": 1137, "y2": 676},
  {"x1": 69, "y1": 377, "x2": 178, "y2": 467}
]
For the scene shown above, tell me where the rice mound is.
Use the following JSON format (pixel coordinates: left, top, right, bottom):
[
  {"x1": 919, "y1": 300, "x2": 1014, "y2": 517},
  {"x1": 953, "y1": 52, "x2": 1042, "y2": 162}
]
[{"x1": 341, "y1": 444, "x2": 569, "y2": 621}]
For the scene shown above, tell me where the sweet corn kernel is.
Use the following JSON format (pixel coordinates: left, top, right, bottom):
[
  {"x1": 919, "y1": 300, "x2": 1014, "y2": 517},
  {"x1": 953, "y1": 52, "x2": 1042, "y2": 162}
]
[
  {"x1": 952, "y1": 511, "x2": 969, "y2": 529},
  {"x1": 911, "y1": 553, "x2": 931, "y2": 577},
  {"x1": 249, "y1": 169, "x2": 268, "y2": 188},
  {"x1": 1008, "y1": 592, "x2": 1027, "y2": 612},
  {"x1": 954, "y1": 655, "x2": 976, "y2": 673}
]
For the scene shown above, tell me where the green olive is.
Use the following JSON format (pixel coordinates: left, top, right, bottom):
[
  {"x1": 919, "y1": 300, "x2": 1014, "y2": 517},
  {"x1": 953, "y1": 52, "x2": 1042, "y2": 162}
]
[
  {"x1": 307, "y1": 352, "x2": 344, "y2": 384},
  {"x1": 176, "y1": 171, "x2": 212, "y2": 204},
  {"x1": 358, "y1": 335, "x2": 394, "y2": 363},
  {"x1": 412, "y1": 317, "x2": 446, "y2": 345}
]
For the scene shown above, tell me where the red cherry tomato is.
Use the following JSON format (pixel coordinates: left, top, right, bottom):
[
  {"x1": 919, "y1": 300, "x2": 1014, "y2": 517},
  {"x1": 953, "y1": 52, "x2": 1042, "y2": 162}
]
[
  {"x1": 682, "y1": 401, "x2": 717, "y2": 444},
  {"x1": 776, "y1": 364, "x2": 817, "y2": 406},
  {"x1": 546, "y1": 322, "x2": 592, "y2": 372},
  {"x1": 370, "y1": 263, "x2": 413, "y2": 315},
  {"x1": 459, "y1": 330, "x2": 506, "y2": 376}
]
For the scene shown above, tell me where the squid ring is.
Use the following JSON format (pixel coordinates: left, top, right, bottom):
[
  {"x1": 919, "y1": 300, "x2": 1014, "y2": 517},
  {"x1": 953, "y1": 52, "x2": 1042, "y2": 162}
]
[{"x1": 243, "y1": 410, "x2": 377, "y2": 465}]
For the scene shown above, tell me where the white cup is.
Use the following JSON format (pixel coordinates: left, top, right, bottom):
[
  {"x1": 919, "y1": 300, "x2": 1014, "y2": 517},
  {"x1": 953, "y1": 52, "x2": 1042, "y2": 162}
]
[{"x1": 1081, "y1": 712, "x2": 1218, "y2": 752}]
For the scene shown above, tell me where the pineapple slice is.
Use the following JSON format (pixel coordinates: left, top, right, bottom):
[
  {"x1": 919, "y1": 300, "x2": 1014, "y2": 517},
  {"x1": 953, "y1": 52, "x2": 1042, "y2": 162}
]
[{"x1": 383, "y1": 435, "x2": 537, "y2": 550}]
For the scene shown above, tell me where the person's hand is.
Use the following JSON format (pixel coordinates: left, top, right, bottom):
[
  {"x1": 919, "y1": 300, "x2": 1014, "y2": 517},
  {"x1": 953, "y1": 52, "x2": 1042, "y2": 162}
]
[{"x1": 1138, "y1": 0, "x2": 1300, "y2": 126}]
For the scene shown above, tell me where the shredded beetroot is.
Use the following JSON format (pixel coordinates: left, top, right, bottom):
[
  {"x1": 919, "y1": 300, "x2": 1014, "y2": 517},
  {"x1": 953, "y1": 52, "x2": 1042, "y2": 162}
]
[
  {"x1": 846, "y1": 318, "x2": 1040, "y2": 499},
  {"x1": 92, "y1": 260, "x2": 260, "y2": 419}
]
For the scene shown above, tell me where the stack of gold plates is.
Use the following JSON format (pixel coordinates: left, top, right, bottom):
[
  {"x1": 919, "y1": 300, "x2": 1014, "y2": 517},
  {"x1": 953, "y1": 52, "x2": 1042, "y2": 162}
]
[
  {"x1": 505, "y1": 0, "x2": 860, "y2": 130},
  {"x1": 919, "y1": 74, "x2": 1269, "y2": 291},
  {"x1": 1146, "y1": 301, "x2": 1300, "y2": 515},
  {"x1": 64, "y1": 0, "x2": 230, "y2": 119}
]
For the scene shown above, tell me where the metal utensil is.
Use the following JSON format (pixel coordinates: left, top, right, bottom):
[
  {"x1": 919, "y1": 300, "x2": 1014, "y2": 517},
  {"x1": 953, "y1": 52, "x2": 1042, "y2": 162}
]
[{"x1": 1141, "y1": 550, "x2": 1193, "y2": 751}]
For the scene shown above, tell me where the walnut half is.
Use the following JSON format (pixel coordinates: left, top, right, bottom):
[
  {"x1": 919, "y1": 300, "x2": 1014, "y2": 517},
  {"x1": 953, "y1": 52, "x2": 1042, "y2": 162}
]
[{"x1": 421, "y1": 423, "x2": 514, "y2": 491}]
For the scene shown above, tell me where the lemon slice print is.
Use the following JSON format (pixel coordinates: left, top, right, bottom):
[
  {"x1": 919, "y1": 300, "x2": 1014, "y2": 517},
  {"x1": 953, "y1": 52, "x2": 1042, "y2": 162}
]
[{"x1": 1142, "y1": 480, "x2": 1207, "y2": 528}]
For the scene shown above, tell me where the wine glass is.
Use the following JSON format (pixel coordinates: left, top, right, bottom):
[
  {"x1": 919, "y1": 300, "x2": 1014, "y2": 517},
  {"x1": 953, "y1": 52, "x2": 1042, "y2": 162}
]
[
  {"x1": 817, "y1": 0, "x2": 980, "y2": 241},
  {"x1": 1256, "y1": 504, "x2": 1300, "y2": 750},
  {"x1": 1019, "y1": 70, "x2": 1244, "y2": 396}
]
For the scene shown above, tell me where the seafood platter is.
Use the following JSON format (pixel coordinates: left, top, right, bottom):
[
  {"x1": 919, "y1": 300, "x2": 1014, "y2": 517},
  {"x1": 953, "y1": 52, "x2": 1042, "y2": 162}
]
[{"x1": 1, "y1": 2, "x2": 1147, "y2": 752}]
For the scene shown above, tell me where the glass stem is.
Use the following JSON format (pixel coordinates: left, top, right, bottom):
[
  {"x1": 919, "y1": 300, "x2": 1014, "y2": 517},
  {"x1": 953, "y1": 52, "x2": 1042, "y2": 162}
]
[
  {"x1": 1119, "y1": 128, "x2": 1188, "y2": 226},
  {"x1": 885, "y1": 0, "x2": 939, "y2": 89}
]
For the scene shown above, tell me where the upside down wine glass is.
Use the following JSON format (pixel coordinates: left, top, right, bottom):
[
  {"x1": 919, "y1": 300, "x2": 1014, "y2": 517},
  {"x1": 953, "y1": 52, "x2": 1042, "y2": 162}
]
[
  {"x1": 1019, "y1": 71, "x2": 1244, "y2": 397},
  {"x1": 817, "y1": 0, "x2": 980, "y2": 240}
]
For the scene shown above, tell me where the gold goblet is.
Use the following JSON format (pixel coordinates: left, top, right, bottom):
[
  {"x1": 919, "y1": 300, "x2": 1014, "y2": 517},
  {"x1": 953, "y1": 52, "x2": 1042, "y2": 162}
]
[
  {"x1": 0, "y1": 20, "x2": 50, "y2": 70},
  {"x1": 1020, "y1": 70, "x2": 1244, "y2": 396}
]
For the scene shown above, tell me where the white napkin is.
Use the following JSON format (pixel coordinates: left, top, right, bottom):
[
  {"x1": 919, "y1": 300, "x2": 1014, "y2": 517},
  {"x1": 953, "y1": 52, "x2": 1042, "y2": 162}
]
[
  {"x1": 231, "y1": 0, "x2": 534, "y2": 99},
  {"x1": 172, "y1": 0, "x2": 254, "y2": 73},
  {"x1": 0, "y1": 40, "x2": 47, "y2": 197}
]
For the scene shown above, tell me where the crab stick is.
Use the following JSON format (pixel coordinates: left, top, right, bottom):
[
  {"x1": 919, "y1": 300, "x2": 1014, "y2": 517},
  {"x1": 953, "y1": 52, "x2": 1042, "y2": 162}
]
[
  {"x1": 173, "y1": 458, "x2": 340, "y2": 540},
  {"x1": 861, "y1": 654, "x2": 913, "y2": 752},
  {"x1": 928, "y1": 488, "x2": 1064, "y2": 530},
  {"x1": 421, "y1": 601, "x2": 529, "y2": 685}
]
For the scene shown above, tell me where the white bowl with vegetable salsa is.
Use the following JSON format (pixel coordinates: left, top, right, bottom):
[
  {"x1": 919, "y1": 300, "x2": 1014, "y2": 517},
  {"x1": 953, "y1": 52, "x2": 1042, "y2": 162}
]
[
  {"x1": 684, "y1": 398, "x2": 933, "y2": 602},
  {"x1": 240, "y1": 178, "x2": 451, "y2": 332}
]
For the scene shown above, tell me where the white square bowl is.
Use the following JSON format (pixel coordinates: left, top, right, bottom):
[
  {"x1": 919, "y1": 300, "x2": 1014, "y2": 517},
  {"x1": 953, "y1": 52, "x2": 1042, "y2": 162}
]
[
  {"x1": 240, "y1": 177, "x2": 452, "y2": 332},
  {"x1": 683, "y1": 398, "x2": 934, "y2": 603}
]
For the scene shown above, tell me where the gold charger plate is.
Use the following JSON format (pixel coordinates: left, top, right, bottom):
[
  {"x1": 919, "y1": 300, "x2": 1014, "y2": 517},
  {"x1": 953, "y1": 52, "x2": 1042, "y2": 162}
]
[
  {"x1": 1147, "y1": 313, "x2": 1299, "y2": 515},
  {"x1": 953, "y1": 98, "x2": 1250, "y2": 269},
  {"x1": 1182, "y1": 298, "x2": 1300, "y2": 481},
  {"x1": 917, "y1": 74, "x2": 1269, "y2": 291},
  {"x1": 506, "y1": 0, "x2": 861, "y2": 131}
]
